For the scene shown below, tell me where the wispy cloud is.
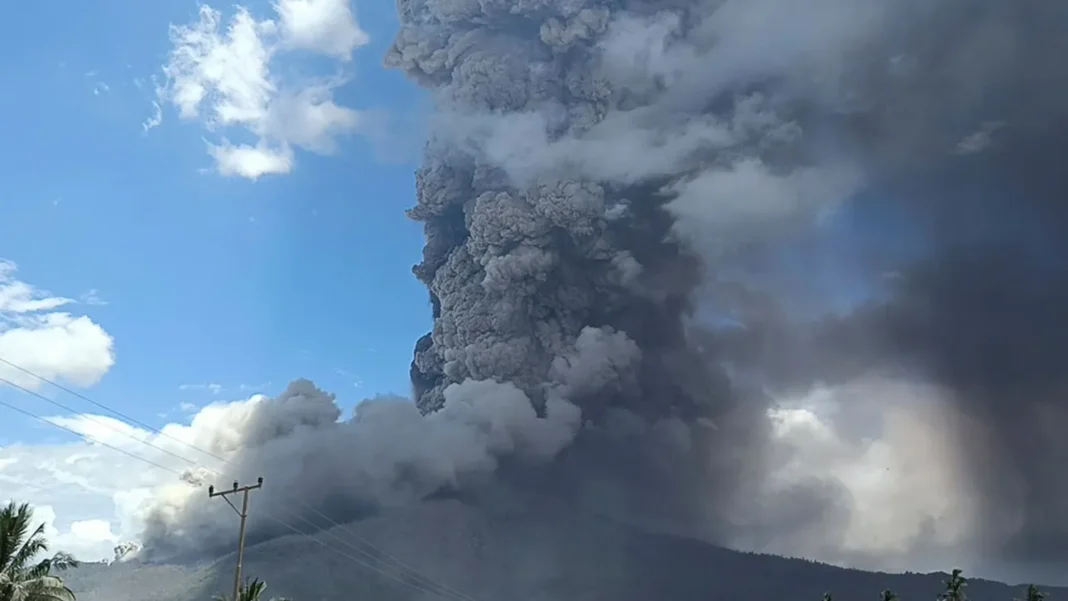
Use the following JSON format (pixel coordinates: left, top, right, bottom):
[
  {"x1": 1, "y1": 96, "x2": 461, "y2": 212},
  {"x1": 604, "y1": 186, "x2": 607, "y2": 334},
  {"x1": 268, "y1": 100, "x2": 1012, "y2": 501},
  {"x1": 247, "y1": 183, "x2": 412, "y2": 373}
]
[
  {"x1": 179, "y1": 381, "x2": 271, "y2": 397},
  {"x1": 78, "y1": 289, "x2": 108, "y2": 307},
  {"x1": 151, "y1": 0, "x2": 370, "y2": 179},
  {"x1": 178, "y1": 383, "x2": 222, "y2": 396},
  {"x1": 237, "y1": 381, "x2": 272, "y2": 392},
  {"x1": 142, "y1": 101, "x2": 163, "y2": 132},
  {"x1": 955, "y1": 121, "x2": 1005, "y2": 155},
  {"x1": 84, "y1": 71, "x2": 110, "y2": 97},
  {"x1": 333, "y1": 367, "x2": 363, "y2": 388}
]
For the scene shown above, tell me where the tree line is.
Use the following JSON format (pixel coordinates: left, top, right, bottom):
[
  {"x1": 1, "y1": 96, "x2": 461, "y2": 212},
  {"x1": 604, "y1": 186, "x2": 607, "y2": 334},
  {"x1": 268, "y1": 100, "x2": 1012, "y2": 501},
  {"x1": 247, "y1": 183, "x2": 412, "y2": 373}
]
[
  {"x1": 822, "y1": 569, "x2": 1048, "y2": 601},
  {"x1": 0, "y1": 500, "x2": 1054, "y2": 601}
]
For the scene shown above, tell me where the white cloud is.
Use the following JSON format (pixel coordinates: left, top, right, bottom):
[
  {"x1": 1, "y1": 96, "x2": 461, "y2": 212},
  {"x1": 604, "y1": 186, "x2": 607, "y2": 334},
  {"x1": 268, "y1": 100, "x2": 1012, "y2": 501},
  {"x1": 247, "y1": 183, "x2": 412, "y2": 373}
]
[
  {"x1": 0, "y1": 397, "x2": 249, "y2": 561},
  {"x1": 0, "y1": 439, "x2": 169, "y2": 562},
  {"x1": 274, "y1": 0, "x2": 369, "y2": 59},
  {"x1": 209, "y1": 141, "x2": 293, "y2": 180},
  {"x1": 70, "y1": 519, "x2": 120, "y2": 544},
  {"x1": 154, "y1": 0, "x2": 368, "y2": 178},
  {"x1": 34, "y1": 507, "x2": 119, "y2": 562},
  {"x1": 0, "y1": 388, "x2": 297, "y2": 562},
  {"x1": 0, "y1": 260, "x2": 114, "y2": 391},
  {"x1": 45, "y1": 415, "x2": 154, "y2": 449}
]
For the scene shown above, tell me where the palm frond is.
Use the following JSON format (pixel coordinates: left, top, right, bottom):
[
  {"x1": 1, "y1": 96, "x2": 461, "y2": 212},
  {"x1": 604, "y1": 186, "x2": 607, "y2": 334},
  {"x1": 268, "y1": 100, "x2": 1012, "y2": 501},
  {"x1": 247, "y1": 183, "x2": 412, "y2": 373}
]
[
  {"x1": 26, "y1": 553, "x2": 79, "y2": 582},
  {"x1": 0, "y1": 503, "x2": 77, "y2": 601},
  {"x1": 242, "y1": 578, "x2": 267, "y2": 601},
  {"x1": 45, "y1": 554, "x2": 76, "y2": 573},
  {"x1": 0, "y1": 503, "x2": 34, "y2": 578},
  {"x1": 19, "y1": 575, "x2": 76, "y2": 601},
  {"x1": 11, "y1": 524, "x2": 48, "y2": 574},
  {"x1": 214, "y1": 577, "x2": 272, "y2": 601}
]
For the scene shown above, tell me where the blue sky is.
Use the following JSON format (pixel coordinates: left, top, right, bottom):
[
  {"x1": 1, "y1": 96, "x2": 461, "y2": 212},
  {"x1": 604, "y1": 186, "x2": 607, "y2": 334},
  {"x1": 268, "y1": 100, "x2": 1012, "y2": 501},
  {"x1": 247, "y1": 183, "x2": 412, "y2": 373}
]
[
  {"x1": 0, "y1": 0, "x2": 433, "y2": 557},
  {"x1": 2, "y1": 0, "x2": 429, "y2": 424}
]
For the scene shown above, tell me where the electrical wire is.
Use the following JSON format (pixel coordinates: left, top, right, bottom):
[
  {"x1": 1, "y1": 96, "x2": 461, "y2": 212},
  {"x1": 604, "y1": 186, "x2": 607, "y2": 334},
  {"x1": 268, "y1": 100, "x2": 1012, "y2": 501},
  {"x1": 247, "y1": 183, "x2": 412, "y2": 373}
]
[
  {"x1": 0, "y1": 374, "x2": 224, "y2": 472},
  {"x1": 0, "y1": 390, "x2": 189, "y2": 479},
  {"x1": 0, "y1": 388, "x2": 472, "y2": 601},
  {"x1": 0, "y1": 355, "x2": 477, "y2": 600},
  {"x1": 0, "y1": 357, "x2": 480, "y2": 601},
  {"x1": 0, "y1": 360, "x2": 480, "y2": 601}
]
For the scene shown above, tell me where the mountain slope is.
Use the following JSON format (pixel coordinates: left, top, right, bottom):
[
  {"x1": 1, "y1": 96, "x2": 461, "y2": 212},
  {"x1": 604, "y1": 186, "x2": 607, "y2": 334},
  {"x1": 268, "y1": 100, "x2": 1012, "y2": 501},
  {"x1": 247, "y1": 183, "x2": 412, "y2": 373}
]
[{"x1": 63, "y1": 499, "x2": 1067, "y2": 601}]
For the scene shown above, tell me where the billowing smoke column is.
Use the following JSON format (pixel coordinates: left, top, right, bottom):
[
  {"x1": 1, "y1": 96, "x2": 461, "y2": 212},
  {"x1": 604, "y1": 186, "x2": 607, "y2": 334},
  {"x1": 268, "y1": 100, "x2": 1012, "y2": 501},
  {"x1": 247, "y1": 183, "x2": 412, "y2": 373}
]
[
  {"x1": 385, "y1": 0, "x2": 1068, "y2": 570},
  {"x1": 139, "y1": 378, "x2": 586, "y2": 559},
  {"x1": 138, "y1": 0, "x2": 1068, "y2": 578}
]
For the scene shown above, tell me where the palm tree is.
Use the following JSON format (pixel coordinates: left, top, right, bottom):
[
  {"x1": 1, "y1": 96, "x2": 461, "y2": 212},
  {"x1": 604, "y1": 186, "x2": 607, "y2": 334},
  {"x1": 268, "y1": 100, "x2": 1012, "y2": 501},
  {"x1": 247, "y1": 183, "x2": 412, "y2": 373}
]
[
  {"x1": 939, "y1": 568, "x2": 968, "y2": 601},
  {"x1": 1016, "y1": 584, "x2": 1046, "y2": 601},
  {"x1": 0, "y1": 501, "x2": 79, "y2": 601},
  {"x1": 212, "y1": 578, "x2": 290, "y2": 601},
  {"x1": 818, "y1": 568, "x2": 1047, "y2": 601}
]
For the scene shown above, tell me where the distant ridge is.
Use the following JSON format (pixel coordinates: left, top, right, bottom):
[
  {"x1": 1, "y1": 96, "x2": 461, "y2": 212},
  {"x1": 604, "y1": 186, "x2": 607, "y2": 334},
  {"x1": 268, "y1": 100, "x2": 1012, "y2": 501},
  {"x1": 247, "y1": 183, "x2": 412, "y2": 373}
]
[{"x1": 62, "y1": 499, "x2": 1068, "y2": 601}]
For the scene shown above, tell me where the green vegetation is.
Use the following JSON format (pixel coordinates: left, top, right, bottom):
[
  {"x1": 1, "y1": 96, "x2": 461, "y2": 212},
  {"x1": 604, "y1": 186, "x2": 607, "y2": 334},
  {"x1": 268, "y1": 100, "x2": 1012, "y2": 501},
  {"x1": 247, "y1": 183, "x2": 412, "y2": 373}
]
[
  {"x1": 825, "y1": 568, "x2": 1050, "y2": 601},
  {"x1": 0, "y1": 501, "x2": 79, "y2": 601},
  {"x1": 212, "y1": 577, "x2": 289, "y2": 601},
  {"x1": 1020, "y1": 584, "x2": 1048, "y2": 601}
]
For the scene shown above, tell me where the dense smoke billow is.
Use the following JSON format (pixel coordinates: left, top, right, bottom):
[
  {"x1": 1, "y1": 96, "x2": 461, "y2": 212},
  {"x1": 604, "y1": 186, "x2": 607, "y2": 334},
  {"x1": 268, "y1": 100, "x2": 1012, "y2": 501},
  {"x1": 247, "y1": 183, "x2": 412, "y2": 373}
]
[{"x1": 137, "y1": 0, "x2": 1068, "y2": 580}]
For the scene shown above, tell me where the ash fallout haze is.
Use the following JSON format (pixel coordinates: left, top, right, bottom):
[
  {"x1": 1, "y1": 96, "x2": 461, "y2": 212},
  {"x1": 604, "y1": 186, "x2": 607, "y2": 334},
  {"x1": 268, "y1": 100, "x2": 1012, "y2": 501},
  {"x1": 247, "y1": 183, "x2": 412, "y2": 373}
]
[{"x1": 1, "y1": 0, "x2": 1067, "y2": 590}]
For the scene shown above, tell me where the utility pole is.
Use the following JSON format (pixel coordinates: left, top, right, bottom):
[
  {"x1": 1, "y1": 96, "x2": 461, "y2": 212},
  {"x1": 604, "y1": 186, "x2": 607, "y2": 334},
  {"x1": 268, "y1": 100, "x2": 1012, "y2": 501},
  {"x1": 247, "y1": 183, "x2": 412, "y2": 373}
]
[{"x1": 209, "y1": 477, "x2": 263, "y2": 601}]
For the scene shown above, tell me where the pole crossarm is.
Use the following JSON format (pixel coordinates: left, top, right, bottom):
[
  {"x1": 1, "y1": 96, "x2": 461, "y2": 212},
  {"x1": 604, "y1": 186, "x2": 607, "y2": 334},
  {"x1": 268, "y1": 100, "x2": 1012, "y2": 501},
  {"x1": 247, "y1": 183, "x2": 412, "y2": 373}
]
[{"x1": 209, "y1": 477, "x2": 264, "y2": 601}]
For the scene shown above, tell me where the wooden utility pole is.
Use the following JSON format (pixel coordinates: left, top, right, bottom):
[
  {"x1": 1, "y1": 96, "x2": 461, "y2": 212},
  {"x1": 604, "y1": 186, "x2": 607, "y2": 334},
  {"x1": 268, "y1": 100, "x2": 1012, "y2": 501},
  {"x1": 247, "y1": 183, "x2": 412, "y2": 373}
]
[{"x1": 209, "y1": 477, "x2": 263, "y2": 601}]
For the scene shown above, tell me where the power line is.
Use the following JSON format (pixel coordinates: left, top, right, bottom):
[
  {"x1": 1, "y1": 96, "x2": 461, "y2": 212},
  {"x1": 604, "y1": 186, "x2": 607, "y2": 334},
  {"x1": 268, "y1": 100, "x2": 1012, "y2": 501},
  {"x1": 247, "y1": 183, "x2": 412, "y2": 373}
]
[
  {"x1": 0, "y1": 357, "x2": 478, "y2": 601},
  {"x1": 0, "y1": 383, "x2": 472, "y2": 601},
  {"x1": 257, "y1": 511, "x2": 479, "y2": 601},
  {"x1": 0, "y1": 357, "x2": 230, "y2": 466},
  {"x1": 0, "y1": 359, "x2": 479, "y2": 601},
  {"x1": 0, "y1": 392, "x2": 187, "y2": 479},
  {"x1": 0, "y1": 374, "x2": 223, "y2": 472}
]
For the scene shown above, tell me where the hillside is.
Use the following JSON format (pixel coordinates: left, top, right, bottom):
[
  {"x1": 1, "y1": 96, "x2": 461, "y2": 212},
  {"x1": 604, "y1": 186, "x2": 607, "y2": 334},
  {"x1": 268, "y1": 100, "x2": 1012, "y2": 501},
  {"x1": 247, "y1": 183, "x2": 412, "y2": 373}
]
[{"x1": 63, "y1": 499, "x2": 1066, "y2": 601}]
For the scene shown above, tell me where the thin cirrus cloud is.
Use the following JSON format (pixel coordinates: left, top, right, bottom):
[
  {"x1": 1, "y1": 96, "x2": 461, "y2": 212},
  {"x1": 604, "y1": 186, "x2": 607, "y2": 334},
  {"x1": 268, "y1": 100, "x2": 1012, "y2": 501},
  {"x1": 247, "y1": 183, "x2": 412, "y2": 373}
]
[
  {"x1": 178, "y1": 383, "x2": 223, "y2": 396},
  {"x1": 148, "y1": 0, "x2": 370, "y2": 179},
  {"x1": 177, "y1": 382, "x2": 272, "y2": 397}
]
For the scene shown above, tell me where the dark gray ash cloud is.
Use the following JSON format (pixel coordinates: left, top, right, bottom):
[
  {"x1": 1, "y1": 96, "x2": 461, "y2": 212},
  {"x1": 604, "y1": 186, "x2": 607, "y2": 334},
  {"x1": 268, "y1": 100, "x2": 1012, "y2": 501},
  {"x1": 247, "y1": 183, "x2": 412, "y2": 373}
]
[{"x1": 137, "y1": 0, "x2": 1068, "y2": 580}]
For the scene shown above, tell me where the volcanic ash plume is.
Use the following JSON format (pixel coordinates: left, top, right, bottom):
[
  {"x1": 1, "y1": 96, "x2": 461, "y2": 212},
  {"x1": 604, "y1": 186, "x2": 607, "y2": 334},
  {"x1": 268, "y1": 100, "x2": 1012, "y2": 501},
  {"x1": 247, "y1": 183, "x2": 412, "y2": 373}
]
[
  {"x1": 139, "y1": 378, "x2": 582, "y2": 558},
  {"x1": 385, "y1": 0, "x2": 1068, "y2": 570},
  {"x1": 138, "y1": 0, "x2": 1068, "y2": 576}
]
